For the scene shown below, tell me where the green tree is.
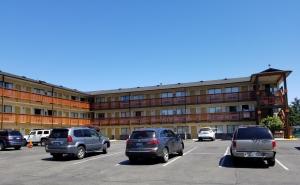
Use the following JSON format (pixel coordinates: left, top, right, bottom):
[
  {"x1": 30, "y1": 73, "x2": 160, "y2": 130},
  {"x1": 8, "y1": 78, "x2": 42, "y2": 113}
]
[
  {"x1": 260, "y1": 116, "x2": 283, "y2": 132},
  {"x1": 289, "y1": 98, "x2": 300, "y2": 126}
]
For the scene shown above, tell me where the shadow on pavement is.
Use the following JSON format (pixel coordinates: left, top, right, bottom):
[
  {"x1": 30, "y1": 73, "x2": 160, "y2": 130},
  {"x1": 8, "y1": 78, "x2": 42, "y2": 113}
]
[
  {"x1": 219, "y1": 155, "x2": 269, "y2": 169},
  {"x1": 295, "y1": 147, "x2": 300, "y2": 151},
  {"x1": 41, "y1": 151, "x2": 105, "y2": 162},
  {"x1": 118, "y1": 154, "x2": 177, "y2": 166}
]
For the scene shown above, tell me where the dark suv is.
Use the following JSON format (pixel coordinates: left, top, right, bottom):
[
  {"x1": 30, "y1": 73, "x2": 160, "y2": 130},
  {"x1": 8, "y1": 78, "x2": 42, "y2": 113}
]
[
  {"x1": 126, "y1": 128, "x2": 184, "y2": 163},
  {"x1": 0, "y1": 130, "x2": 23, "y2": 150}
]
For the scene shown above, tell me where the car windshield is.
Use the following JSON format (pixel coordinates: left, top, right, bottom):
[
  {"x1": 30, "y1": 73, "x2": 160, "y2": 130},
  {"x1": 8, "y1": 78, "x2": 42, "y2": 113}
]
[
  {"x1": 130, "y1": 131, "x2": 155, "y2": 139},
  {"x1": 200, "y1": 128, "x2": 211, "y2": 132},
  {"x1": 49, "y1": 129, "x2": 68, "y2": 138},
  {"x1": 236, "y1": 127, "x2": 273, "y2": 140}
]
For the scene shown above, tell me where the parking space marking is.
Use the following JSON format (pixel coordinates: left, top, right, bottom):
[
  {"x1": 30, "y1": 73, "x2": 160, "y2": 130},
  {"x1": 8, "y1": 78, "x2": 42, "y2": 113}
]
[
  {"x1": 219, "y1": 146, "x2": 229, "y2": 168},
  {"x1": 73, "y1": 152, "x2": 122, "y2": 165},
  {"x1": 275, "y1": 159, "x2": 289, "y2": 171},
  {"x1": 163, "y1": 147, "x2": 197, "y2": 167}
]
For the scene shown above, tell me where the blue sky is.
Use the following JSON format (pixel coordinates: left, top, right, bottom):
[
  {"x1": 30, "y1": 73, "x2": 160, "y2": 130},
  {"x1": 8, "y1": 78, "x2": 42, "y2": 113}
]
[{"x1": 0, "y1": 0, "x2": 299, "y2": 101}]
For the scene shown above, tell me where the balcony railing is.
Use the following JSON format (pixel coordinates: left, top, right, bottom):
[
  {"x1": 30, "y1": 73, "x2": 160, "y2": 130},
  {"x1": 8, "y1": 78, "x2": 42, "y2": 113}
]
[
  {"x1": 91, "y1": 111, "x2": 256, "y2": 126},
  {"x1": 91, "y1": 91, "x2": 257, "y2": 110},
  {"x1": 0, "y1": 113, "x2": 90, "y2": 126},
  {"x1": 0, "y1": 87, "x2": 90, "y2": 109}
]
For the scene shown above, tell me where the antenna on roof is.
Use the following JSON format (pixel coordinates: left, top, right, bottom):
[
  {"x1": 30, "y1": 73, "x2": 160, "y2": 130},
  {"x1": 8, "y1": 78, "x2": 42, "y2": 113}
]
[{"x1": 268, "y1": 64, "x2": 271, "y2": 68}]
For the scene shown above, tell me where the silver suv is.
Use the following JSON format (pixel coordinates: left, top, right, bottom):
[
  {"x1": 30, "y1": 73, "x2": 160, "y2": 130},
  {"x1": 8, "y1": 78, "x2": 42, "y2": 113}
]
[
  {"x1": 230, "y1": 126, "x2": 276, "y2": 166},
  {"x1": 45, "y1": 127, "x2": 110, "y2": 160}
]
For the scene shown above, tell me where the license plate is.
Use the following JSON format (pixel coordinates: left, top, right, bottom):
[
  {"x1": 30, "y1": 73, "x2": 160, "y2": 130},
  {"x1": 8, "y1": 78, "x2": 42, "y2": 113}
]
[
  {"x1": 244, "y1": 152, "x2": 261, "y2": 157},
  {"x1": 52, "y1": 141, "x2": 61, "y2": 146},
  {"x1": 136, "y1": 143, "x2": 143, "y2": 147}
]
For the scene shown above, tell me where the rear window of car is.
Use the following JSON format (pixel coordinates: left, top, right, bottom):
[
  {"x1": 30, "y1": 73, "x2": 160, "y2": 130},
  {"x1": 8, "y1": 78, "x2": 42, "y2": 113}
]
[
  {"x1": 200, "y1": 128, "x2": 211, "y2": 132},
  {"x1": 49, "y1": 129, "x2": 68, "y2": 138},
  {"x1": 74, "y1": 130, "x2": 84, "y2": 137},
  {"x1": 9, "y1": 131, "x2": 22, "y2": 136},
  {"x1": 44, "y1": 131, "x2": 49, "y2": 135},
  {"x1": 236, "y1": 127, "x2": 273, "y2": 140},
  {"x1": 130, "y1": 131, "x2": 155, "y2": 139}
]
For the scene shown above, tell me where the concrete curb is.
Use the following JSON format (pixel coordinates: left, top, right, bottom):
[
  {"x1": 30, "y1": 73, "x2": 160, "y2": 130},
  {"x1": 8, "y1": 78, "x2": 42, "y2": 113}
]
[{"x1": 275, "y1": 138, "x2": 298, "y2": 141}]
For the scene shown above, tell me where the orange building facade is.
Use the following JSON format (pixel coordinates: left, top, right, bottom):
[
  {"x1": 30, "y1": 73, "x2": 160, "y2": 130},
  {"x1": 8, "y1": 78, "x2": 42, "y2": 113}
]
[{"x1": 0, "y1": 68, "x2": 291, "y2": 139}]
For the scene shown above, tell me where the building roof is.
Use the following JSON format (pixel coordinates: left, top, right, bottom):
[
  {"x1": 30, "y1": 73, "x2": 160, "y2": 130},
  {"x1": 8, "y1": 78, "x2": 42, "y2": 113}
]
[
  {"x1": 88, "y1": 77, "x2": 251, "y2": 95},
  {"x1": 0, "y1": 70, "x2": 89, "y2": 95}
]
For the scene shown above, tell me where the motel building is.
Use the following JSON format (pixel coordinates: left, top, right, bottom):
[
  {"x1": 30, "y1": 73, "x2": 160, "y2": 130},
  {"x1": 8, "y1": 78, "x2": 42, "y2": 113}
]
[{"x1": 0, "y1": 68, "x2": 291, "y2": 139}]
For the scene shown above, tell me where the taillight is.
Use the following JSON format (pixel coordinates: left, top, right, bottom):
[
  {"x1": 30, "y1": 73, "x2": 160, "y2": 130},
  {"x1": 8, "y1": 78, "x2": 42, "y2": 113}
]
[
  {"x1": 272, "y1": 140, "x2": 276, "y2": 149},
  {"x1": 148, "y1": 139, "x2": 159, "y2": 145},
  {"x1": 232, "y1": 140, "x2": 237, "y2": 148},
  {"x1": 67, "y1": 135, "x2": 73, "y2": 143}
]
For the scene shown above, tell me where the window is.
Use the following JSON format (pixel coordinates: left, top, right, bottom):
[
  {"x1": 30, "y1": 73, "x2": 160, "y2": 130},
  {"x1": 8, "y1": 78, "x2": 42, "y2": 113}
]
[
  {"x1": 175, "y1": 91, "x2": 186, "y2": 97},
  {"x1": 74, "y1": 130, "x2": 84, "y2": 137},
  {"x1": 161, "y1": 92, "x2": 173, "y2": 98},
  {"x1": 90, "y1": 130, "x2": 99, "y2": 137},
  {"x1": 160, "y1": 109, "x2": 174, "y2": 116},
  {"x1": 177, "y1": 126, "x2": 189, "y2": 134},
  {"x1": 225, "y1": 87, "x2": 239, "y2": 93},
  {"x1": 4, "y1": 82, "x2": 13, "y2": 89},
  {"x1": 242, "y1": 105, "x2": 249, "y2": 111},
  {"x1": 46, "y1": 91, "x2": 52, "y2": 96},
  {"x1": 49, "y1": 129, "x2": 68, "y2": 138},
  {"x1": 235, "y1": 127, "x2": 273, "y2": 140},
  {"x1": 83, "y1": 129, "x2": 91, "y2": 137},
  {"x1": 79, "y1": 113, "x2": 85, "y2": 119},
  {"x1": 120, "y1": 95, "x2": 130, "y2": 102},
  {"x1": 176, "y1": 108, "x2": 186, "y2": 115},
  {"x1": 121, "y1": 112, "x2": 130, "y2": 118},
  {"x1": 37, "y1": 131, "x2": 43, "y2": 135},
  {"x1": 121, "y1": 128, "x2": 130, "y2": 135},
  {"x1": 131, "y1": 95, "x2": 144, "y2": 100},
  {"x1": 229, "y1": 106, "x2": 237, "y2": 112},
  {"x1": 4, "y1": 105, "x2": 12, "y2": 113},
  {"x1": 43, "y1": 131, "x2": 49, "y2": 135},
  {"x1": 135, "y1": 111, "x2": 142, "y2": 117},
  {"x1": 71, "y1": 96, "x2": 77, "y2": 101},
  {"x1": 208, "y1": 88, "x2": 222, "y2": 95},
  {"x1": 95, "y1": 97, "x2": 106, "y2": 103},
  {"x1": 215, "y1": 125, "x2": 224, "y2": 133},
  {"x1": 80, "y1": 97, "x2": 86, "y2": 102},
  {"x1": 33, "y1": 88, "x2": 45, "y2": 95},
  {"x1": 227, "y1": 125, "x2": 238, "y2": 134},
  {"x1": 0, "y1": 81, "x2": 3, "y2": 87},
  {"x1": 130, "y1": 130, "x2": 155, "y2": 139},
  {"x1": 71, "y1": 112, "x2": 79, "y2": 118},
  {"x1": 208, "y1": 107, "x2": 222, "y2": 113},
  {"x1": 98, "y1": 113, "x2": 105, "y2": 119}
]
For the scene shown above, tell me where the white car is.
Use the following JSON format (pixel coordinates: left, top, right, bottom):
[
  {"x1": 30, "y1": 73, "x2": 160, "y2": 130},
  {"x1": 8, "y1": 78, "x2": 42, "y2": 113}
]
[
  {"x1": 23, "y1": 129, "x2": 51, "y2": 146},
  {"x1": 198, "y1": 127, "x2": 215, "y2": 141}
]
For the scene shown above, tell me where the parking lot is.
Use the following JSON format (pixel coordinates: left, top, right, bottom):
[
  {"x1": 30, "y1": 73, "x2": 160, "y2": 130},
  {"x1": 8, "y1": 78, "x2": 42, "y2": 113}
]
[{"x1": 0, "y1": 140, "x2": 299, "y2": 185}]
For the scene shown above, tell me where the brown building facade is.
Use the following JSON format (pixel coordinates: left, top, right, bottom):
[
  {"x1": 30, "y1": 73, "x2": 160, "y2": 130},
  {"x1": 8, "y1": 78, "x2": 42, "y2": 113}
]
[{"x1": 0, "y1": 68, "x2": 291, "y2": 139}]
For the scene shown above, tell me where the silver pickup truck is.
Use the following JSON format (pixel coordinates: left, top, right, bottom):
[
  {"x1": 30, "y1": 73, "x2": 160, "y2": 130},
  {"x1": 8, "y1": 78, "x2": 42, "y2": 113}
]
[{"x1": 230, "y1": 126, "x2": 276, "y2": 167}]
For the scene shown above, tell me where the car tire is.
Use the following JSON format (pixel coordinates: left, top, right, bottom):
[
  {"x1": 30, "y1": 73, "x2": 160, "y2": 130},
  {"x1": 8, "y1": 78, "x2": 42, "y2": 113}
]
[
  {"x1": 23, "y1": 139, "x2": 27, "y2": 146},
  {"x1": 40, "y1": 138, "x2": 47, "y2": 146},
  {"x1": 178, "y1": 144, "x2": 184, "y2": 156},
  {"x1": 52, "y1": 153, "x2": 63, "y2": 160},
  {"x1": 14, "y1": 146, "x2": 21, "y2": 150},
  {"x1": 0, "y1": 142, "x2": 4, "y2": 151},
  {"x1": 198, "y1": 138, "x2": 202, "y2": 142},
  {"x1": 267, "y1": 157, "x2": 276, "y2": 167},
  {"x1": 161, "y1": 147, "x2": 169, "y2": 163},
  {"x1": 76, "y1": 146, "x2": 86, "y2": 159},
  {"x1": 102, "y1": 143, "x2": 108, "y2": 154}
]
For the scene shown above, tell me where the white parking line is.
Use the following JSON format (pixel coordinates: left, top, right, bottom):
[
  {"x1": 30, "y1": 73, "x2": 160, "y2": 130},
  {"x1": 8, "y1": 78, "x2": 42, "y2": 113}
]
[
  {"x1": 275, "y1": 159, "x2": 289, "y2": 171},
  {"x1": 73, "y1": 152, "x2": 122, "y2": 165},
  {"x1": 163, "y1": 147, "x2": 197, "y2": 167},
  {"x1": 219, "y1": 146, "x2": 230, "y2": 168}
]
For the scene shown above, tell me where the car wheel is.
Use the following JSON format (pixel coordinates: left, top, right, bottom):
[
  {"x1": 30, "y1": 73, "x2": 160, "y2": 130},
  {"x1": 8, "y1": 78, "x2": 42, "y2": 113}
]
[
  {"x1": 76, "y1": 146, "x2": 86, "y2": 159},
  {"x1": 22, "y1": 139, "x2": 27, "y2": 146},
  {"x1": 198, "y1": 138, "x2": 202, "y2": 142},
  {"x1": 267, "y1": 157, "x2": 276, "y2": 167},
  {"x1": 102, "y1": 143, "x2": 108, "y2": 154},
  {"x1": 161, "y1": 147, "x2": 169, "y2": 163},
  {"x1": 0, "y1": 142, "x2": 4, "y2": 151},
  {"x1": 40, "y1": 139, "x2": 47, "y2": 146},
  {"x1": 14, "y1": 146, "x2": 21, "y2": 150},
  {"x1": 178, "y1": 144, "x2": 184, "y2": 156}
]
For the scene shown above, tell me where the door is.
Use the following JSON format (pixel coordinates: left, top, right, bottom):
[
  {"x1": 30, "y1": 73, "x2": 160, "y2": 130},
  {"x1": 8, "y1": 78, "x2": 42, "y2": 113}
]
[
  {"x1": 28, "y1": 131, "x2": 37, "y2": 142},
  {"x1": 90, "y1": 129, "x2": 102, "y2": 150},
  {"x1": 83, "y1": 129, "x2": 93, "y2": 151},
  {"x1": 168, "y1": 130, "x2": 179, "y2": 152},
  {"x1": 35, "y1": 130, "x2": 43, "y2": 142}
]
